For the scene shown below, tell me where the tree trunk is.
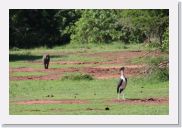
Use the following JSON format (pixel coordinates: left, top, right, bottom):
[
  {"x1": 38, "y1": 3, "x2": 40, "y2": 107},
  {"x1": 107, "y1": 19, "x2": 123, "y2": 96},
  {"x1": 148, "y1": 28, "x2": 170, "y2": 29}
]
[
  {"x1": 159, "y1": 34, "x2": 163, "y2": 47},
  {"x1": 148, "y1": 35, "x2": 151, "y2": 43}
]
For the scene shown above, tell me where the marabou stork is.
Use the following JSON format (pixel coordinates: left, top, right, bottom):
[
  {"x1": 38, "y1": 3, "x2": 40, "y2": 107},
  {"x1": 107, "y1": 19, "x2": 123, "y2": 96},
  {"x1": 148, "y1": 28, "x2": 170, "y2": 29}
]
[{"x1": 117, "y1": 67, "x2": 127, "y2": 100}]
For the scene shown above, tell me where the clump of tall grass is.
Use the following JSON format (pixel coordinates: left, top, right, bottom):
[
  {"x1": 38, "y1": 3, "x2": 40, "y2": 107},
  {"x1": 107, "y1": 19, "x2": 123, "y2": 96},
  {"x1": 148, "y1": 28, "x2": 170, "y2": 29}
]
[
  {"x1": 145, "y1": 56, "x2": 169, "y2": 82},
  {"x1": 61, "y1": 73, "x2": 94, "y2": 81}
]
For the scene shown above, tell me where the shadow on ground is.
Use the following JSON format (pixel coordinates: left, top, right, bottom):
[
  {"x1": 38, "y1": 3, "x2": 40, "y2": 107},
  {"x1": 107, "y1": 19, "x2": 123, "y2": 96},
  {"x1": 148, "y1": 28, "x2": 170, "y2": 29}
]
[{"x1": 9, "y1": 54, "x2": 61, "y2": 62}]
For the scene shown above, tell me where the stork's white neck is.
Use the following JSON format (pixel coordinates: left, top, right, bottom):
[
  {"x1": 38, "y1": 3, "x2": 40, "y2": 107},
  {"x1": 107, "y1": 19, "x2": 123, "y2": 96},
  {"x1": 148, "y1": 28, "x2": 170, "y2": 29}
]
[
  {"x1": 120, "y1": 70, "x2": 125, "y2": 81},
  {"x1": 120, "y1": 70, "x2": 124, "y2": 76}
]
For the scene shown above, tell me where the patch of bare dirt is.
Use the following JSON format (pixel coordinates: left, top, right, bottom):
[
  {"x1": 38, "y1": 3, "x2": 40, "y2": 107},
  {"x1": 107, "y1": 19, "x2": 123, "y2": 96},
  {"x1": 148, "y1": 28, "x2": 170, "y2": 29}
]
[
  {"x1": 10, "y1": 64, "x2": 146, "y2": 80},
  {"x1": 15, "y1": 99, "x2": 89, "y2": 105},
  {"x1": 9, "y1": 74, "x2": 61, "y2": 81},
  {"x1": 10, "y1": 50, "x2": 164, "y2": 80},
  {"x1": 47, "y1": 108, "x2": 104, "y2": 113},
  {"x1": 81, "y1": 65, "x2": 145, "y2": 79},
  {"x1": 85, "y1": 108, "x2": 104, "y2": 111},
  {"x1": 10, "y1": 67, "x2": 79, "y2": 73},
  {"x1": 89, "y1": 50, "x2": 163, "y2": 58},
  {"x1": 109, "y1": 97, "x2": 168, "y2": 105},
  {"x1": 51, "y1": 61, "x2": 100, "y2": 65}
]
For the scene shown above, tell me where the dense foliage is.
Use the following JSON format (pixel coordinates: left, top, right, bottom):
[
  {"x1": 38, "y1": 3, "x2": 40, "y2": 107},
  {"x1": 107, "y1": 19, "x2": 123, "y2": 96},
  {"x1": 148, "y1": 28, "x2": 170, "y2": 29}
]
[
  {"x1": 10, "y1": 9, "x2": 169, "y2": 49},
  {"x1": 161, "y1": 28, "x2": 169, "y2": 51},
  {"x1": 10, "y1": 9, "x2": 81, "y2": 48}
]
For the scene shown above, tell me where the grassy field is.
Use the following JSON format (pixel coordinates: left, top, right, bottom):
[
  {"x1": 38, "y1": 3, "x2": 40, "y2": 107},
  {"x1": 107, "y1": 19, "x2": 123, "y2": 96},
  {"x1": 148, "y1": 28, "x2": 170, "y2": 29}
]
[
  {"x1": 10, "y1": 78, "x2": 168, "y2": 115},
  {"x1": 9, "y1": 43, "x2": 169, "y2": 115}
]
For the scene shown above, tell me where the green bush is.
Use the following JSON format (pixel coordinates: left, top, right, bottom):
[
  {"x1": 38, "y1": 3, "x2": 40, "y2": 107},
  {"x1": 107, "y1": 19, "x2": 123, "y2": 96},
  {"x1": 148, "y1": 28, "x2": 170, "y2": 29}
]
[
  {"x1": 146, "y1": 42, "x2": 160, "y2": 49},
  {"x1": 145, "y1": 56, "x2": 169, "y2": 82},
  {"x1": 61, "y1": 73, "x2": 94, "y2": 81},
  {"x1": 147, "y1": 56, "x2": 168, "y2": 66},
  {"x1": 161, "y1": 28, "x2": 169, "y2": 52},
  {"x1": 147, "y1": 66, "x2": 169, "y2": 82}
]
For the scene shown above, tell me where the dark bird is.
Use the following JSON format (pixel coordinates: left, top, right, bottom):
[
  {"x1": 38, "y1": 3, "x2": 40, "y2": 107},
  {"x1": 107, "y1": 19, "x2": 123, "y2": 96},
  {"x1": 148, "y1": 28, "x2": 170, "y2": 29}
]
[{"x1": 117, "y1": 67, "x2": 127, "y2": 100}]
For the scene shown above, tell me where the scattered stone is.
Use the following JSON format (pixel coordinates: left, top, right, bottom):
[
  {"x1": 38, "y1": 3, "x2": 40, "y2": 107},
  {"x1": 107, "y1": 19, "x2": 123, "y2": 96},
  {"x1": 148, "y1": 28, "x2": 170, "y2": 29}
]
[
  {"x1": 105, "y1": 107, "x2": 110, "y2": 110},
  {"x1": 148, "y1": 98, "x2": 155, "y2": 101}
]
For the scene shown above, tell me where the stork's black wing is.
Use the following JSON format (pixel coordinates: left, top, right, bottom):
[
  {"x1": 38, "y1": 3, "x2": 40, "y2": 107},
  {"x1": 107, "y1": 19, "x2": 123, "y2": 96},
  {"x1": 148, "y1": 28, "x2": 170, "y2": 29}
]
[{"x1": 117, "y1": 79, "x2": 123, "y2": 93}]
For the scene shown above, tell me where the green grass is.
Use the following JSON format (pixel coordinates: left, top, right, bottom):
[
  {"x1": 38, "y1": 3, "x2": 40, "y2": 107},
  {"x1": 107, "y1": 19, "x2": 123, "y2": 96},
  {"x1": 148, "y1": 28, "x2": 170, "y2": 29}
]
[
  {"x1": 9, "y1": 53, "x2": 105, "y2": 62},
  {"x1": 10, "y1": 103, "x2": 168, "y2": 115},
  {"x1": 9, "y1": 43, "x2": 168, "y2": 115},
  {"x1": 129, "y1": 54, "x2": 168, "y2": 65},
  {"x1": 10, "y1": 61, "x2": 40, "y2": 68},
  {"x1": 11, "y1": 72, "x2": 47, "y2": 77},
  {"x1": 10, "y1": 43, "x2": 153, "y2": 61},
  {"x1": 10, "y1": 78, "x2": 168, "y2": 115},
  {"x1": 9, "y1": 61, "x2": 101, "y2": 69}
]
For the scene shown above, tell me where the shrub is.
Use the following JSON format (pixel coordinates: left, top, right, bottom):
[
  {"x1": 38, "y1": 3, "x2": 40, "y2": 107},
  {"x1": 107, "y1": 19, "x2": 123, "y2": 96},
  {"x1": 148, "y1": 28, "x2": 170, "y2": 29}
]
[
  {"x1": 145, "y1": 56, "x2": 169, "y2": 82},
  {"x1": 61, "y1": 73, "x2": 94, "y2": 81},
  {"x1": 161, "y1": 28, "x2": 169, "y2": 52},
  {"x1": 147, "y1": 66, "x2": 169, "y2": 82}
]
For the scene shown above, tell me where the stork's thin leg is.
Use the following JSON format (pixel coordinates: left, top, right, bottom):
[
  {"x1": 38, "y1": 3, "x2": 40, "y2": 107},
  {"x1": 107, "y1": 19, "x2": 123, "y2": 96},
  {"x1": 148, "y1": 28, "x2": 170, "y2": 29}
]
[
  {"x1": 122, "y1": 93, "x2": 125, "y2": 100},
  {"x1": 118, "y1": 93, "x2": 120, "y2": 100}
]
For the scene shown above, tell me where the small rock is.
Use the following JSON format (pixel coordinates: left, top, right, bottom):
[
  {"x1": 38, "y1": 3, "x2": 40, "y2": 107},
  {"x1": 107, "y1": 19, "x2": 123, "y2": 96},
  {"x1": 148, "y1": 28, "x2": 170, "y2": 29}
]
[
  {"x1": 105, "y1": 107, "x2": 110, "y2": 110},
  {"x1": 106, "y1": 69, "x2": 110, "y2": 71},
  {"x1": 148, "y1": 98, "x2": 155, "y2": 101}
]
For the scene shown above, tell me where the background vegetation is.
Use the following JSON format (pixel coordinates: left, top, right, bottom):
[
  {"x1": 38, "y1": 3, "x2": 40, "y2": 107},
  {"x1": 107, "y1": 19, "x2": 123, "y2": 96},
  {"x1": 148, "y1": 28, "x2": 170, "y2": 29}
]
[{"x1": 10, "y1": 9, "x2": 169, "y2": 51}]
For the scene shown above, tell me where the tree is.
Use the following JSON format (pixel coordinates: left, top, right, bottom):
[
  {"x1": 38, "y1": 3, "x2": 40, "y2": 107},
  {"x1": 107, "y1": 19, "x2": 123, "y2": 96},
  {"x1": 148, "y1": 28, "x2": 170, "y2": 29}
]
[
  {"x1": 71, "y1": 10, "x2": 120, "y2": 44},
  {"x1": 117, "y1": 9, "x2": 169, "y2": 45},
  {"x1": 9, "y1": 9, "x2": 81, "y2": 48},
  {"x1": 9, "y1": 9, "x2": 169, "y2": 49}
]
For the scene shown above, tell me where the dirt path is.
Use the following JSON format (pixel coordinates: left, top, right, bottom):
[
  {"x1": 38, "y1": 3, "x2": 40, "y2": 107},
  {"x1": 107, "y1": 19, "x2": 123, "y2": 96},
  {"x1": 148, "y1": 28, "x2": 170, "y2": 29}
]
[
  {"x1": 15, "y1": 99, "x2": 89, "y2": 105},
  {"x1": 109, "y1": 97, "x2": 168, "y2": 105},
  {"x1": 10, "y1": 64, "x2": 145, "y2": 80},
  {"x1": 10, "y1": 50, "x2": 162, "y2": 80},
  {"x1": 13, "y1": 97, "x2": 168, "y2": 105}
]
